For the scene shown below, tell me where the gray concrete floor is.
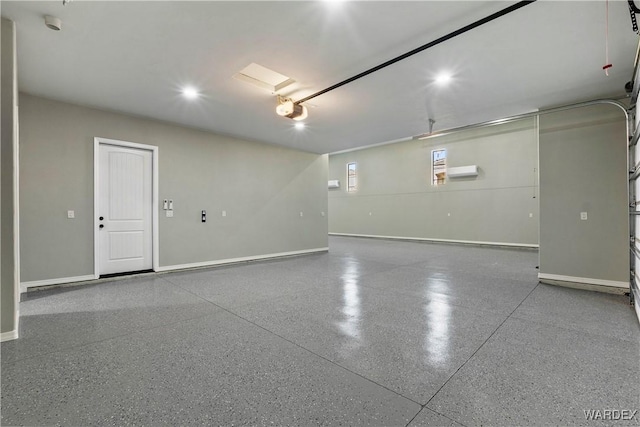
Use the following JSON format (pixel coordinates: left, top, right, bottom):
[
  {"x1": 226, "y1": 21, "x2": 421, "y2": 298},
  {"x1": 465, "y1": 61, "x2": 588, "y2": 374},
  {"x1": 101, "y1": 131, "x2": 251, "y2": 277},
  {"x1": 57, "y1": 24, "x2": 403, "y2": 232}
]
[{"x1": 1, "y1": 236, "x2": 638, "y2": 426}]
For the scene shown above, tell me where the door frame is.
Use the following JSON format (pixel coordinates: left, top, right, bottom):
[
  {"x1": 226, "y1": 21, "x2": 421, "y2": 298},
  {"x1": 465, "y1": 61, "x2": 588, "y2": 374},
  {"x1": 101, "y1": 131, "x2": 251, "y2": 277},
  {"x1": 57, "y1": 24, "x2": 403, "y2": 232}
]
[{"x1": 93, "y1": 137, "x2": 159, "y2": 278}]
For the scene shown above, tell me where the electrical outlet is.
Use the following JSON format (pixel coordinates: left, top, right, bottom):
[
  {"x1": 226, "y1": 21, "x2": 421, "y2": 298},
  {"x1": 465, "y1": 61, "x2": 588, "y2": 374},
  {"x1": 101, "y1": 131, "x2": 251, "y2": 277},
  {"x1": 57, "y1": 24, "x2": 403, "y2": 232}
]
[
  {"x1": 67, "y1": 210, "x2": 75, "y2": 219},
  {"x1": 580, "y1": 212, "x2": 588, "y2": 220},
  {"x1": 300, "y1": 212, "x2": 304, "y2": 217},
  {"x1": 166, "y1": 210, "x2": 174, "y2": 218},
  {"x1": 222, "y1": 210, "x2": 226, "y2": 217},
  {"x1": 529, "y1": 213, "x2": 533, "y2": 218}
]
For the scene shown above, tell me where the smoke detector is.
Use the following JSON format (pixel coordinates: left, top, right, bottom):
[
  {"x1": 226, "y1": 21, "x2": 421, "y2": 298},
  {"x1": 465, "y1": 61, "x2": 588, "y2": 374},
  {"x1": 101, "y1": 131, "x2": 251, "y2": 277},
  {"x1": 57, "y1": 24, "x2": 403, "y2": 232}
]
[{"x1": 44, "y1": 15, "x2": 62, "y2": 31}]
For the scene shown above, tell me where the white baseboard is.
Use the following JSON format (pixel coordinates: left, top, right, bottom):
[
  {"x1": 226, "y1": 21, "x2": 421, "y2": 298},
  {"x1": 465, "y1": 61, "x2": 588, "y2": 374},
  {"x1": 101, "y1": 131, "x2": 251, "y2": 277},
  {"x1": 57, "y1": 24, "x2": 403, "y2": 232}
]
[
  {"x1": 538, "y1": 273, "x2": 628, "y2": 289},
  {"x1": 329, "y1": 233, "x2": 538, "y2": 249},
  {"x1": 18, "y1": 249, "x2": 328, "y2": 292},
  {"x1": 1, "y1": 330, "x2": 18, "y2": 342},
  {"x1": 20, "y1": 274, "x2": 97, "y2": 293},
  {"x1": 157, "y1": 247, "x2": 329, "y2": 273}
]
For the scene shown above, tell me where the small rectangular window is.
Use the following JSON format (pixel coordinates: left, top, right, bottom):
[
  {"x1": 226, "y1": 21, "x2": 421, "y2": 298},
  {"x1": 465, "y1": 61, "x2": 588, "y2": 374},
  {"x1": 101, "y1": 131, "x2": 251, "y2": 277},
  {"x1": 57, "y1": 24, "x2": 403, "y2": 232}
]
[
  {"x1": 347, "y1": 162, "x2": 357, "y2": 192},
  {"x1": 432, "y1": 149, "x2": 446, "y2": 185}
]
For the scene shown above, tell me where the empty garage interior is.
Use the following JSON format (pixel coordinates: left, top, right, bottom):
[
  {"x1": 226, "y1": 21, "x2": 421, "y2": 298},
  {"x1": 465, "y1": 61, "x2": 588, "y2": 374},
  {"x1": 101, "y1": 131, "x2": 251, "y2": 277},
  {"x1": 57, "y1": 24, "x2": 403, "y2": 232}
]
[{"x1": 1, "y1": 1, "x2": 639, "y2": 426}]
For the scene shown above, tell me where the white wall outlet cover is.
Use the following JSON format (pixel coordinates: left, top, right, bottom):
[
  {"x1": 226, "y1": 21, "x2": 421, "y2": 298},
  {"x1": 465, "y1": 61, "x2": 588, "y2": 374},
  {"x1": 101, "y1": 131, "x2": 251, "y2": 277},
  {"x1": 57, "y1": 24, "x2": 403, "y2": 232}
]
[
  {"x1": 529, "y1": 213, "x2": 533, "y2": 218},
  {"x1": 222, "y1": 210, "x2": 226, "y2": 217},
  {"x1": 300, "y1": 212, "x2": 304, "y2": 217},
  {"x1": 321, "y1": 212, "x2": 325, "y2": 217},
  {"x1": 166, "y1": 210, "x2": 174, "y2": 217},
  {"x1": 580, "y1": 212, "x2": 588, "y2": 220},
  {"x1": 67, "y1": 210, "x2": 75, "y2": 219}
]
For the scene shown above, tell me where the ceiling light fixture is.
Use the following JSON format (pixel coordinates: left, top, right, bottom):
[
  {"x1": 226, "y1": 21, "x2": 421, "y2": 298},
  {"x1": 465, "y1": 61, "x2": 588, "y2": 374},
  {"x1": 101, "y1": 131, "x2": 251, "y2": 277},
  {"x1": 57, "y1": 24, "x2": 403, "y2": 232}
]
[
  {"x1": 44, "y1": 15, "x2": 62, "y2": 31},
  {"x1": 295, "y1": 122, "x2": 306, "y2": 130},
  {"x1": 276, "y1": 95, "x2": 308, "y2": 121},
  {"x1": 182, "y1": 86, "x2": 199, "y2": 100},
  {"x1": 435, "y1": 73, "x2": 452, "y2": 85}
]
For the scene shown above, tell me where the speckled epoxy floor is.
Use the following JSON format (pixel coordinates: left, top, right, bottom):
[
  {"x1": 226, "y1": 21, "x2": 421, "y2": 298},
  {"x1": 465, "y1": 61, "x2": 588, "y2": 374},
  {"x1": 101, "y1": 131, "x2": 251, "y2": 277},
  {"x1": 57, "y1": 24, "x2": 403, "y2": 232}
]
[{"x1": 2, "y1": 236, "x2": 639, "y2": 426}]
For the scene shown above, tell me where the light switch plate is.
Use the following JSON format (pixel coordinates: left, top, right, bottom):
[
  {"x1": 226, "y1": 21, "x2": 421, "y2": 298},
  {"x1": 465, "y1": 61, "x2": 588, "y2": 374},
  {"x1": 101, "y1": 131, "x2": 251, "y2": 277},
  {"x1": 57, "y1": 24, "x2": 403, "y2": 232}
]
[{"x1": 67, "y1": 210, "x2": 75, "y2": 219}]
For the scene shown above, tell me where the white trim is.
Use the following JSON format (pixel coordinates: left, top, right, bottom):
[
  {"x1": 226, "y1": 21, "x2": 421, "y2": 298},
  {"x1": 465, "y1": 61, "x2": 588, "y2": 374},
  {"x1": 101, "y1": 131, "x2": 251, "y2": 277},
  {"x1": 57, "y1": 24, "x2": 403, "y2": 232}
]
[
  {"x1": 538, "y1": 273, "x2": 629, "y2": 289},
  {"x1": 20, "y1": 275, "x2": 96, "y2": 293},
  {"x1": 93, "y1": 138, "x2": 99, "y2": 279},
  {"x1": 96, "y1": 136, "x2": 160, "y2": 152},
  {"x1": 635, "y1": 298, "x2": 640, "y2": 324},
  {"x1": 12, "y1": 20, "x2": 20, "y2": 337},
  {"x1": 156, "y1": 247, "x2": 329, "y2": 272},
  {"x1": 94, "y1": 137, "x2": 159, "y2": 277},
  {"x1": 152, "y1": 145, "x2": 159, "y2": 272},
  {"x1": 1, "y1": 330, "x2": 18, "y2": 342},
  {"x1": 329, "y1": 233, "x2": 539, "y2": 248}
]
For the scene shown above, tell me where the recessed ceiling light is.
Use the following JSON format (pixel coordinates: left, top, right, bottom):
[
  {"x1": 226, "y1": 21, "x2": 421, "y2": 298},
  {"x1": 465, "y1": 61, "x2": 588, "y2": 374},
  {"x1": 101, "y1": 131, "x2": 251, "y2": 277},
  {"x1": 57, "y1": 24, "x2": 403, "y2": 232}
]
[
  {"x1": 182, "y1": 86, "x2": 199, "y2": 99},
  {"x1": 295, "y1": 122, "x2": 306, "y2": 130},
  {"x1": 435, "y1": 73, "x2": 452, "y2": 85}
]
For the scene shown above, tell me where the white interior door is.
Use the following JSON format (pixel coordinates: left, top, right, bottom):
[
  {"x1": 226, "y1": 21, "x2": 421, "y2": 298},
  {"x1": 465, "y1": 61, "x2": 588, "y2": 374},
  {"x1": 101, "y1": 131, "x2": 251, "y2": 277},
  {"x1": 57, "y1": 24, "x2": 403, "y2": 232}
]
[{"x1": 98, "y1": 144, "x2": 153, "y2": 275}]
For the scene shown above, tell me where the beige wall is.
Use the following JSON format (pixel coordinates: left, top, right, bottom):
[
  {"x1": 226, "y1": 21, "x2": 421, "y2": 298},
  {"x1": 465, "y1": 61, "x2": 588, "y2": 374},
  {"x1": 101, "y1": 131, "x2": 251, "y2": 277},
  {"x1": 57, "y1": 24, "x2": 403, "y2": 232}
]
[
  {"x1": 329, "y1": 103, "x2": 628, "y2": 288},
  {"x1": 19, "y1": 94, "x2": 328, "y2": 283},
  {"x1": 539, "y1": 103, "x2": 628, "y2": 285},
  {"x1": 328, "y1": 118, "x2": 539, "y2": 246}
]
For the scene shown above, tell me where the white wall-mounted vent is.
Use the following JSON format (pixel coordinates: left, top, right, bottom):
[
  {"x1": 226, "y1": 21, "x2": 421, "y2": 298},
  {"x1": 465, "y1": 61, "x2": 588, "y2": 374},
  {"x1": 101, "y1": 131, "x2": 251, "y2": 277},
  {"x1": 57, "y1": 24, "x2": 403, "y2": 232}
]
[
  {"x1": 233, "y1": 63, "x2": 295, "y2": 93},
  {"x1": 447, "y1": 165, "x2": 478, "y2": 178},
  {"x1": 328, "y1": 180, "x2": 340, "y2": 189}
]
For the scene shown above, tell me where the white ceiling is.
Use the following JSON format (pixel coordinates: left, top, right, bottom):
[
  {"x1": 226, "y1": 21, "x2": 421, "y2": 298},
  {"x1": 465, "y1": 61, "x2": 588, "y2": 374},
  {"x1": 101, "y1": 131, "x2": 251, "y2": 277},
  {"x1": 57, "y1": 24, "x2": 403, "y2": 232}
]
[{"x1": 2, "y1": 1, "x2": 639, "y2": 154}]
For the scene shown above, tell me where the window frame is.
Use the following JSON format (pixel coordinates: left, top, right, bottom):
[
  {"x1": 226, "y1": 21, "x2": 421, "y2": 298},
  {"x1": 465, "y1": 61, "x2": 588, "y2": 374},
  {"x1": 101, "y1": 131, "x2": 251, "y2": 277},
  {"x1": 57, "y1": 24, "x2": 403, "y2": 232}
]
[
  {"x1": 347, "y1": 162, "x2": 357, "y2": 192},
  {"x1": 431, "y1": 149, "x2": 446, "y2": 186}
]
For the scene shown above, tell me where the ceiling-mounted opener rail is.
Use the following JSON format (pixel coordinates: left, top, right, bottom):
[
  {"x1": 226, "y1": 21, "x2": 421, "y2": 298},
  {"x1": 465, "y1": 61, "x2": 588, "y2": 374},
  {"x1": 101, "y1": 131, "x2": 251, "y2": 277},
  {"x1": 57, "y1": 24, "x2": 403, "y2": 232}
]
[{"x1": 292, "y1": 1, "x2": 537, "y2": 107}]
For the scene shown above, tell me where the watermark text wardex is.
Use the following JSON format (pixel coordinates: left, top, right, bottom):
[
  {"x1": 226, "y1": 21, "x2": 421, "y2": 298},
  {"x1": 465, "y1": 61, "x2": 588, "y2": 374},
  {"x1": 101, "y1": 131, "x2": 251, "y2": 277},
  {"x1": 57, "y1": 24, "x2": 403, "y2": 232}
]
[{"x1": 583, "y1": 409, "x2": 638, "y2": 421}]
